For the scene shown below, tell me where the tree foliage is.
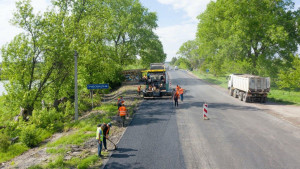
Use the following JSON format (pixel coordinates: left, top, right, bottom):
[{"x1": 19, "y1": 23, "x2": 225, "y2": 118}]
[
  {"x1": 178, "y1": 0, "x2": 299, "y2": 78},
  {"x1": 0, "y1": 0, "x2": 165, "y2": 118}
]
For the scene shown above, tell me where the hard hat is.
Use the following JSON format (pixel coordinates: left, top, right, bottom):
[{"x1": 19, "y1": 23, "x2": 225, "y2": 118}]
[{"x1": 108, "y1": 123, "x2": 112, "y2": 127}]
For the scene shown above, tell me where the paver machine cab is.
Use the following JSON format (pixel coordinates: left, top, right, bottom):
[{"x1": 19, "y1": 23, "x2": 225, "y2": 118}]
[{"x1": 142, "y1": 63, "x2": 173, "y2": 99}]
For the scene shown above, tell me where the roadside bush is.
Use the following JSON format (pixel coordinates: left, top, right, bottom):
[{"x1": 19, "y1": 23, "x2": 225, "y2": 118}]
[
  {"x1": 0, "y1": 133, "x2": 10, "y2": 152},
  {"x1": 32, "y1": 108, "x2": 64, "y2": 132},
  {"x1": 20, "y1": 125, "x2": 40, "y2": 148}
]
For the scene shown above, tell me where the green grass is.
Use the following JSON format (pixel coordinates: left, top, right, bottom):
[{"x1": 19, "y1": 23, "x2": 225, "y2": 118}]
[
  {"x1": 268, "y1": 89, "x2": 300, "y2": 105},
  {"x1": 192, "y1": 70, "x2": 300, "y2": 105},
  {"x1": 47, "y1": 130, "x2": 94, "y2": 148},
  {"x1": 43, "y1": 154, "x2": 100, "y2": 169},
  {"x1": 192, "y1": 70, "x2": 228, "y2": 88},
  {"x1": 46, "y1": 146, "x2": 69, "y2": 154},
  {"x1": 94, "y1": 103, "x2": 117, "y2": 116},
  {"x1": 0, "y1": 143, "x2": 29, "y2": 163}
]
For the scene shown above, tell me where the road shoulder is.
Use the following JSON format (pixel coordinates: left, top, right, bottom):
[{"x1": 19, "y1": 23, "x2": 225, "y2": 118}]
[{"x1": 185, "y1": 70, "x2": 300, "y2": 128}]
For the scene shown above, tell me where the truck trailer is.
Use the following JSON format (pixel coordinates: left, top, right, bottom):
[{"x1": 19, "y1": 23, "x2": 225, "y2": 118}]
[{"x1": 228, "y1": 74, "x2": 270, "y2": 103}]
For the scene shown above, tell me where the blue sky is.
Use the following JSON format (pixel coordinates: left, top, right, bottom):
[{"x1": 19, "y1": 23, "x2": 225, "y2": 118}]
[{"x1": 0, "y1": 0, "x2": 299, "y2": 62}]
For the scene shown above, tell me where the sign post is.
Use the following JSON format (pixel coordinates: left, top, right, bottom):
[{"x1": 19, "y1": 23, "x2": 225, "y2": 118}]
[{"x1": 87, "y1": 84, "x2": 109, "y2": 109}]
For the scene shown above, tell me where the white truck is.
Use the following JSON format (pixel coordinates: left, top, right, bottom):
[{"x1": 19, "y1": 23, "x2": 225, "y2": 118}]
[{"x1": 228, "y1": 74, "x2": 270, "y2": 103}]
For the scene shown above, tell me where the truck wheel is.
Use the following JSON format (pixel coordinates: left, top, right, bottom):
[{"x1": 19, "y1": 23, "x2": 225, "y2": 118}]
[
  {"x1": 261, "y1": 97, "x2": 267, "y2": 103},
  {"x1": 233, "y1": 89, "x2": 238, "y2": 98},
  {"x1": 243, "y1": 93, "x2": 248, "y2": 102},
  {"x1": 239, "y1": 93, "x2": 244, "y2": 101},
  {"x1": 228, "y1": 88, "x2": 233, "y2": 96}
]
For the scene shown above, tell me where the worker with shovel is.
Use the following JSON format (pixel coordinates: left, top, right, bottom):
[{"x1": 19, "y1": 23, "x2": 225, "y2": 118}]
[
  {"x1": 102, "y1": 123, "x2": 112, "y2": 152},
  {"x1": 96, "y1": 124, "x2": 104, "y2": 157}
]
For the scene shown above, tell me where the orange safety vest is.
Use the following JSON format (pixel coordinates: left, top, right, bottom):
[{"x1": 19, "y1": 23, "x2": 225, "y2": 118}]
[
  {"x1": 119, "y1": 106, "x2": 127, "y2": 116},
  {"x1": 138, "y1": 86, "x2": 141, "y2": 91},
  {"x1": 176, "y1": 86, "x2": 180, "y2": 91},
  {"x1": 179, "y1": 88, "x2": 184, "y2": 94},
  {"x1": 118, "y1": 98, "x2": 124, "y2": 104}
]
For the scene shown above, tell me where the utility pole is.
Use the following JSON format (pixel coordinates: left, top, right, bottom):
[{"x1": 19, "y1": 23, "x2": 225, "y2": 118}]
[{"x1": 74, "y1": 50, "x2": 78, "y2": 121}]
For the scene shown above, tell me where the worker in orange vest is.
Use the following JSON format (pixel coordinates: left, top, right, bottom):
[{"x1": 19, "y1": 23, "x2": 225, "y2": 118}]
[
  {"x1": 173, "y1": 90, "x2": 179, "y2": 107},
  {"x1": 137, "y1": 85, "x2": 141, "y2": 96},
  {"x1": 117, "y1": 96, "x2": 124, "y2": 109},
  {"x1": 179, "y1": 87, "x2": 184, "y2": 102},
  {"x1": 176, "y1": 85, "x2": 180, "y2": 92},
  {"x1": 118, "y1": 104, "x2": 127, "y2": 127}
]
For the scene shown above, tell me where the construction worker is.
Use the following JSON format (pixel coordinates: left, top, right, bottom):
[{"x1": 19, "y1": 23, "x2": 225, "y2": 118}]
[
  {"x1": 102, "y1": 123, "x2": 112, "y2": 152},
  {"x1": 179, "y1": 87, "x2": 184, "y2": 102},
  {"x1": 176, "y1": 85, "x2": 180, "y2": 92},
  {"x1": 149, "y1": 85, "x2": 153, "y2": 91},
  {"x1": 118, "y1": 104, "x2": 127, "y2": 127},
  {"x1": 117, "y1": 96, "x2": 124, "y2": 109},
  {"x1": 174, "y1": 90, "x2": 179, "y2": 107},
  {"x1": 96, "y1": 124, "x2": 104, "y2": 157},
  {"x1": 137, "y1": 85, "x2": 141, "y2": 96}
]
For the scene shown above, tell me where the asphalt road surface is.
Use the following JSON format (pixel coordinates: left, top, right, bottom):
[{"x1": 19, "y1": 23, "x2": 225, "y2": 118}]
[{"x1": 104, "y1": 70, "x2": 300, "y2": 169}]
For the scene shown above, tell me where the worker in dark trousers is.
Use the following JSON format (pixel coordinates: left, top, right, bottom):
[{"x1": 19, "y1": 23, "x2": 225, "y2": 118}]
[
  {"x1": 118, "y1": 104, "x2": 127, "y2": 127},
  {"x1": 137, "y1": 85, "x2": 141, "y2": 96},
  {"x1": 174, "y1": 90, "x2": 179, "y2": 107},
  {"x1": 102, "y1": 123, "x2": 112, "y2": 152},
  {"x1": 117, "y1": 96, "x2": 124, "y2": 109},
  {"x1": 96, "y1": 124, "x2": 103, "y2": 157}
]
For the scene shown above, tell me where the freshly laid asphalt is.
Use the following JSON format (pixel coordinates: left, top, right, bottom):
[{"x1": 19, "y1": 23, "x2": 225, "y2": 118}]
[
  {"x1": 104, "y1": 70, "x2": 300, "y2": 169},
  {"x1": 103, "y1": 99, "x2": 185, "y2": 169}
]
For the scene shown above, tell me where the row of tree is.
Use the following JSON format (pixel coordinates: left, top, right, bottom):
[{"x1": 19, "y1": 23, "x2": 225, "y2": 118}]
[
  {"x1": 1, "y1": 0, "x2": 166, "y2": 118},
  {"x1": 173, "y1": 0, "x2": 300, "y2": 89}
]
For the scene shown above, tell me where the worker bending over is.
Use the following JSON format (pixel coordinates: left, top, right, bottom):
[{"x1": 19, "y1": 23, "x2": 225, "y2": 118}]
[{"x1": 102, "y1": 123, "x2": 112, "y2": 151}]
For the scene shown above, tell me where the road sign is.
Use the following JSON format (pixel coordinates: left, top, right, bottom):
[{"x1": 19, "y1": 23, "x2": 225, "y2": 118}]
[{"x1": 87, "y1": 84, "x2": 109, "y2": 89}]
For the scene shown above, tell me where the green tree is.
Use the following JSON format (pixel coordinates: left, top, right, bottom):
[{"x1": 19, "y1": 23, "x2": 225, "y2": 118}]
[
  {"x1": 170, "y1": 57, "x2": 177, "y2": 65},
  {"x1": 177, "y1": 40, "x2": 199, "y2": 69},
  {"x1": 195, "y1": 0, "x2": 299, "y2": 77},
  {"x1": 277, "y1": 55, "x2": 300, "y2": 90}
]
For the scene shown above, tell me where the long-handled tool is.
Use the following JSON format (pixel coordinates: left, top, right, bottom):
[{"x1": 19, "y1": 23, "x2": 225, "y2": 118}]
[{"x1": 107, "y1": 138, "x2": 118, "y2": 150}]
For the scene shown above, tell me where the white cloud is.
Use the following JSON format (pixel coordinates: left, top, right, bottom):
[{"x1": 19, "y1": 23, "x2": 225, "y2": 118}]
[
  {"x1": 0, "y1": 0, "x2": 50, "y2": 60},
  {"x1": 157, "y1": 0, "x2": 211, "y2": 22},
  {"x1": 155, "y1": 23, "x2": 197, "y2": 61},
  {"x1": 154, "y1": 0, "x2": 212, "y2": 61}
]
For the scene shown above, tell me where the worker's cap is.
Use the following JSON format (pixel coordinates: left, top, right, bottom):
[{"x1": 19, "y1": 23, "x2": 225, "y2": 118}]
[
  {"x1": 108, "y1": 123, "x2": 112, "y2": 128},
  {"x1": 97, "y1": 124, "x2": 102, "y2": 127}
]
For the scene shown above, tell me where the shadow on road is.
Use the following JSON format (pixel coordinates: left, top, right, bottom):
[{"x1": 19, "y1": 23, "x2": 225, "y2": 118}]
[{"x1": 103, "y1": 162, "x2": 145, "y2": 169}]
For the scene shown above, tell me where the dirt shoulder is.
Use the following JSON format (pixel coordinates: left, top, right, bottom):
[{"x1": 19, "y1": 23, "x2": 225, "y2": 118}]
[
  {"x1": 1, "y1": 85, "x2": 144, "y2": 169},
  {"x1": 186, "y1": 70, "x2": 300, "y2": 128}
]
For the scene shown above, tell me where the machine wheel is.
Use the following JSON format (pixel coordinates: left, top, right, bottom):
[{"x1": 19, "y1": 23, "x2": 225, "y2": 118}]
[{"x1": 239, "y1": 92, "x2": 244, "y2": 101}]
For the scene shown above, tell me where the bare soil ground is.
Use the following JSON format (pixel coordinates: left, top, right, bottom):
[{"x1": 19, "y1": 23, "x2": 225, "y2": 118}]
[{"x1": 1, "y1": 85, "x2": 144, "y2": 169}]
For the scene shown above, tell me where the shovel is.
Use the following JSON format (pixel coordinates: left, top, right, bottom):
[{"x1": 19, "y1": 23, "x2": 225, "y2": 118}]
[{"x1": 107, "y1": 138, "x2": 118, "y2": 150}]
